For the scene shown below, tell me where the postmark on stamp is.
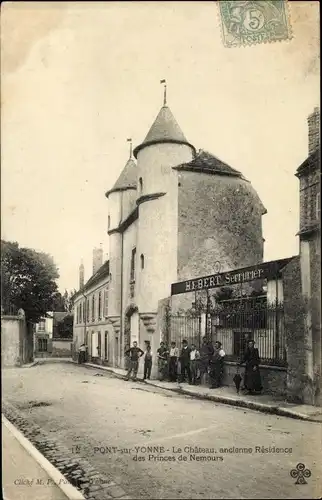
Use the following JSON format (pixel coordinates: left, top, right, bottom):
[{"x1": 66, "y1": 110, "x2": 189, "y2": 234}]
[{"x1": 218, "y1": 1, "x2": 292, "y2": 48}]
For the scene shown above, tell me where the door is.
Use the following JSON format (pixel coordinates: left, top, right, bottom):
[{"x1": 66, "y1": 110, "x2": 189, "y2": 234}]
[{"x1": 130, "y1": 312, "x2": 139, "y2": 344}]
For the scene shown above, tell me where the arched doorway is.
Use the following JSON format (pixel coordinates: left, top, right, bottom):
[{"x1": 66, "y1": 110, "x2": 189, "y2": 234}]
[{"x1": 124, "y1": 304, "x2": 139, "y2": 350}]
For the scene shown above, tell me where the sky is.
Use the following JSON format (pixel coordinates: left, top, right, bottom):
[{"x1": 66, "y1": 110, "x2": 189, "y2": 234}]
[{"x1": 1, "y1": 1, "x2": 320, "y2": 292}]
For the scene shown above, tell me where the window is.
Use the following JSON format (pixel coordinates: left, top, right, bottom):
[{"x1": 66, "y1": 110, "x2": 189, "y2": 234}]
[
  {"x1": 139, "y1": 177, "x2": 143, "y2": 192},
  {"x1": 79, "y1": 303, "x2": 82, "y2": 324},
  {"x1": 140, "y1": 254, "x2": 144, "y2": 269},
  {"x1": 108, "y1": 215, "x2": 111, "y2": 229},
  {"x1": 104, "y1": 288, "x2": 109, "y2": 318},
  {"x1": 92, "y1": 295, "x2": 95, "y2": 322},
  {"x1": 38, "y1": 320, "x2": 45, "y2": 332},
  {"x1": 83, "y1": 300, "x2": 86, "y2": 323},
  {"x1": 86, "y1": 297, "x2": 89, "y2": 322},
  {"x1": 104, "y1": 331, "x2": 109, "y2": 360},
  {"x1": 38, "y1": 338, "x2": 48, "y2": 352},
  {"x1": 130, "y1": 247, "x2": 136, "y2": 282},
  {"x1": 98, "y1": 332, "x2": 102, "y2": 357},
  {"x1": 98, "y1": 291, "x2": 102, "y2": 319}
]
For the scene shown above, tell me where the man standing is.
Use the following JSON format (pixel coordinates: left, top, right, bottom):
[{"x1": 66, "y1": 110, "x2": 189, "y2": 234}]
[
  {"x1": 125, "y1": 341, "x2": 144, "y2": 381},
  {"x1": 189, "y1": 344, "x2": 200, "y2": 385},
  {"x1": 179, "y1": 340, "x2": 191, "y2": 384},
  {"x1": 157, "y1": 341, "x2": 169, "y2": 381},
  {"x1": 143, "y1": 344, "x2": 153, "y2": 380},
  {"x1": 199, "y1": 337, "x2": 214, "y2": 385},
  {"x1": 209, "y1": 341, "x2": 225, "y2": 388},
  {"x1": 168, "y1": 341, "x2": 179, "y2": 382},
  {"x1": 78, "y1": 344, "x2": 87, "y2": 364}
]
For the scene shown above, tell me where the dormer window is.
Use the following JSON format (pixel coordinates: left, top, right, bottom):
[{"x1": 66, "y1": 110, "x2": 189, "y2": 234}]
[{"x1": 139, "y1": 177, "x2": 143, "y2": 193}]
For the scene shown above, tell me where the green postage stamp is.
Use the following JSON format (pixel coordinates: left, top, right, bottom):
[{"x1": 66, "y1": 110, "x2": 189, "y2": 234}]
[{"x1": 218, "y1": 1, "x2": 292, "y2": 48}]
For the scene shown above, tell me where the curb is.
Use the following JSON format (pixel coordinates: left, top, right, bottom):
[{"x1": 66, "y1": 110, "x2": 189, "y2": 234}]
[
  {"x1": 79, "y1": 362, "x2": 322, "y2": 423},
  {"x1": 2, "y1": 415, "x2": 85, "y2": 500}
]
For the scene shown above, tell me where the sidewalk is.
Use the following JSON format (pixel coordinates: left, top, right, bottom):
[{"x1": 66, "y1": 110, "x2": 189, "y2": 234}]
[
  {"x1": 80, "y1": 361, "x2": 322, "y2": 423},
  {"x1": 2, "y1": 420, "x2": 69, "y2": 500}
]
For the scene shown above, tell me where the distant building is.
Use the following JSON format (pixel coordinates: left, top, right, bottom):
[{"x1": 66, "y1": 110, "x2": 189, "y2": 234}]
[{"x1": 34, "y1": 313, "x2": 53, "y2": 357}]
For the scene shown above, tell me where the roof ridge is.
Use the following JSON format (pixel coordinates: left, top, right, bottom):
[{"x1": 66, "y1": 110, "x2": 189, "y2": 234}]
[{"x1": 174, "y1": 149, "x2": 242, "y2": 177}]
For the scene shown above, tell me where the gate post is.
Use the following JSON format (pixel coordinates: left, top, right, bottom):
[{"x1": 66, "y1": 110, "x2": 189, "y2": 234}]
[{"x1": 275, "y1": 274, "x2": 280, "y2": 360}]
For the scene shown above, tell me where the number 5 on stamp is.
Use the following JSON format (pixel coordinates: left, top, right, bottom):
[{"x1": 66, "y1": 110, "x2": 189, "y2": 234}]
[{"x1": 218, "y1": 0, "x2": 293, "y2": 48}]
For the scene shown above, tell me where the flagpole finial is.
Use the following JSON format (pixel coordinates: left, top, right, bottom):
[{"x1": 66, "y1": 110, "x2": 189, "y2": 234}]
[
  {"x1": 160, "y1": 79, "x2": 167, "y2": 106},
  {"x1": 127, "y1": 138, "x2": 133, "y2": 158}
]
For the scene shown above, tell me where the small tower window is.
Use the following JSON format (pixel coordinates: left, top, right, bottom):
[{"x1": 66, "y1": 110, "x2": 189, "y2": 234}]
[
  {"x1": 108, "y1": 215, "x2": 111, "y2": 229},
  {"x1": 140, "y1": 254, "x2": 144, "y2": 269},
  {"x1": 139, "y1": 177, "x2": 143, "y2": 193},
  {"x1": 130, "y1": 248, "x2": 136, "y2": 282}
]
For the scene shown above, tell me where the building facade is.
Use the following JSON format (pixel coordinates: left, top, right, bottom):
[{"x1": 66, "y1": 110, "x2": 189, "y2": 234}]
[
  {"x1": 295, "y1": 106, "x2": 321, "y2": 405},
  {"x1": 73, "y1": 255, "x2": 114, "y2": 365},
  {"x1": 104, "y1": 99, "x2": 266, "y2": 368}
]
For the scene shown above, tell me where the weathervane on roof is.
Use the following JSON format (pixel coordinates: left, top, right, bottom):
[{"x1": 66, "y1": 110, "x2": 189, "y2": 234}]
[
  {"x1": 127, "y1": 138, "x2": 133, "y2": 159},
  {"x1": 160, "y1": 79, "x2": 167, "y2": 106}
]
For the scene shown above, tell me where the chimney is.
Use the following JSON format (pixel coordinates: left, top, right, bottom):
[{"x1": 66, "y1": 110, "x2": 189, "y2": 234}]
[
  {"x1": 93, "y1": 245, "x2": 103, "y2": 275},
  {"x1": 308, "y1": 107, "x2": 320, "y2": 155},
  {"x1": 79, "y1": 260, "x2": 84, "y2": 289}
]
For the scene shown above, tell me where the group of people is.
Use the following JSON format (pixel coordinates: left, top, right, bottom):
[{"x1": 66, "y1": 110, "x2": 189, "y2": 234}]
[
  {"x1": 78, "y1": 336, "x2": 263, "y2": 394},
  {"x1": 124, "y1": 338, "x2": 263, "y2": 394},
  {"x1": 124, "y1": 337, "x2": 227, "y2": 388}
]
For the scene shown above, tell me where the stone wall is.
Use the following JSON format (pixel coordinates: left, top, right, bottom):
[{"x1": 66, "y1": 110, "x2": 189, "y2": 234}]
[
  {"x1": 223, "y1": 362, "x2": 286, "y2": 397},
  {"x1": 51, "y1": 338, "x2": 72, "y2": 357},
  {"x1": 1, "y1": 316, "x2": 27, "y2": 366},
  {"x1": 310, "y1": 233, "x2": 321, "y2": 406},
  {"x1": 177, "y1": 172, "x2": 264, "y2": 282},
  {"x1": 281, "y1": 257, "x2": 307, "y2": 403}
]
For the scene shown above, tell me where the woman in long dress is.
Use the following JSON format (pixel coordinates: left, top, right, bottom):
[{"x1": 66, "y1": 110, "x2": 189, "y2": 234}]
[
  {"x1": 240, "y1": 340, "x2": 262, "y2": 394},
  {"x1": 209, "y1": 341, "x2": 225, "y2": 389}
]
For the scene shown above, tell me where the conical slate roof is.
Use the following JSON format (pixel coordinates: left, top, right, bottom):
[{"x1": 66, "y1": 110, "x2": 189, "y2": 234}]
[
  {"x1": 133, "y1": 106, "x2": 195, "y2": 158},
  {"x1": 174, "y1": 150, "x2": 243, "y2": 178},
  {"x1": 105, "y1": 158, "x2": 137, "y2": 197}
]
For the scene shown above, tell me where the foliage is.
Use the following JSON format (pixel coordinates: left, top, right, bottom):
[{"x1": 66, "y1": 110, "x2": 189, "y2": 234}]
[
  {"x1": 51, "y1": 289, "x2": 77, "y2": 313},
  {"x1": 214, "y1": 286, "x2": 234, "y2": 302},
  {"x1": 56, "y1": 314, "x2": 74, "y2": 338},
  {"x1": 1, "y1": 240, "x2": 59, "y2": 323},
  {"x1": 52, "y1": 291, "x2": 66, "y2": 312},
  {"x1": 62, "y1": 289, "x2": 77, "y2": 313}
]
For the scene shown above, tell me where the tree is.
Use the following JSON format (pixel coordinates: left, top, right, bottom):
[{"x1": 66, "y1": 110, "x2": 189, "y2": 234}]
[
  {"x1": 1, "y1": 240, "x2": 61, "y2": 362},
  {"x1": 56, "y1": 314, "x2": 74, "y2": 338},
  {"x1": 52, "y1": 291, "x2": 66, "y2": 312},
  {"x1": 62, "y1": 288, "x2": 77, "y2": 313},
  {"x1": 51, "y1": 289, "x2": 77, "y2": 313},
  {"x1": 1, "y1": 240, "x2": 60, "y2": 321}
]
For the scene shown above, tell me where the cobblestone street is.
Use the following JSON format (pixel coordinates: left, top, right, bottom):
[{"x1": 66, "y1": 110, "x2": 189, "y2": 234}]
[{"x1": 2, "y1": 363, "x2": 321, "y2": 499}]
